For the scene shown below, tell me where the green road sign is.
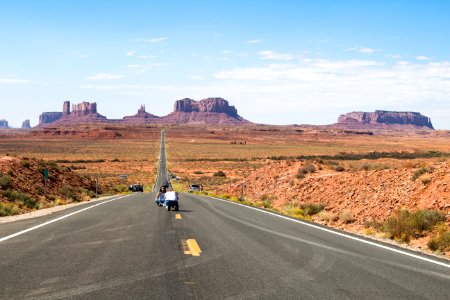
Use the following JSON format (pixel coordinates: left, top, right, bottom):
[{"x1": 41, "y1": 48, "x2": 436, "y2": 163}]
[{"x1": 43, "y1": 169, "x2": 49, "y2": 180}]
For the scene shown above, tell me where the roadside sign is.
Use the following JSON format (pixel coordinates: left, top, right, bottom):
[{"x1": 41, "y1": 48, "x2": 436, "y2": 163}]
[
  {"x1": 119, "y1": 174, "x2": 128, "y2": 180},
  {"x1": 43, "y1": 169, "x2": 49, "y2": 180}
]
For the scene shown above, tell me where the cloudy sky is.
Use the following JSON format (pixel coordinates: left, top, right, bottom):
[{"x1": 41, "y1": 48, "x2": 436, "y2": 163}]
[{"x1": 1, "y1": 0, "x2": 450, "y2": 128}]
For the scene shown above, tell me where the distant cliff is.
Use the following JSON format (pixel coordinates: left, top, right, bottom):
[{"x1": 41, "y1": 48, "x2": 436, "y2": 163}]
[
  {"x1": 163, "y1": 98, "x2": 248, "y2": 124},
  {"x1": 39, "y1": 101, "x2": 106, "y2": 126},
  {"x1": 0, "y1": 119, "x2": 9, "y2": 128},
  {"x1": 337, "y1": 110, "x2": 434, "y2": 129},
  {"x1": 22, "y1": 119, "x2": 31, "y2": 129},
  {"x1": 39, "y1": 112, "x2": 63, "y2": 125}
]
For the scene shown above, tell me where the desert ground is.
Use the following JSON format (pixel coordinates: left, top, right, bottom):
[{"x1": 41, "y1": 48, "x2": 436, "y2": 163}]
[{"x1": 0, "y1": 124, "x2": 449, "y2": 257}]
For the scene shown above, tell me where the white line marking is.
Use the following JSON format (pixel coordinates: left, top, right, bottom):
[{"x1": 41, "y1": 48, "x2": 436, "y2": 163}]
[
  {"x1": 203, "y1": 195, "x2": 450, "y2": 269},
  {"x1": 0, "y1": 195, "x2": 130, "y2": 243}
]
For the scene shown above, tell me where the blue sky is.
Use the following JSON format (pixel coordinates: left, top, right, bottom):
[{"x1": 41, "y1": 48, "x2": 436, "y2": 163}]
[{"x1": 1, "y1": 0, "x2": 450, "y2": 128}]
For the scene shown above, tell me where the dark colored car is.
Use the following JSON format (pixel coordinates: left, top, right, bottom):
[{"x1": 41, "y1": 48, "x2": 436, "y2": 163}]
[
  {"x1": 188, "y1": 184, "x2": 201, "y2": 193},
  {"x1": 129, "y1": 184, "x2": 144, "y2": 192}
]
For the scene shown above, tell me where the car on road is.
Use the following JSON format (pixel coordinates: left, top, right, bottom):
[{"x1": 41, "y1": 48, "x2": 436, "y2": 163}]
[
  {"x1": 129, "y1": 184, "x2": 144, "y2": 192},
  {"x1": 188, "y1": 184, "x2": 201, "y2": 193}
]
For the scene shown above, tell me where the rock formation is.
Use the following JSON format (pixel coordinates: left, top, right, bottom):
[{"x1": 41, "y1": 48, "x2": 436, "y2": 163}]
[
  {"x1": 39, "y1": 112, "x2": 63, "y2": 125},
  {"x1": 22, "y1": 119, "x2": 31, "y2": 129},
  {"x1": 63, "y1": 101, "x2": 70, "y2": 116},
  {"x1": 0, "y1": 119, "x2": 9, "y2": 128},
  {"x1": 38, "y1": 97, "x2": 249, "y2": 126},
  {"x1": 39, "y1": 101, "x2": 106, "y2": 126},
  {"x1": 337, "y1": 110, "x2": 434, "y2": 129},
  {"x1": 163, "y1": 98, "x2": 248, "y2": 124},
  {"x1": 122, "y1": 105, "x2": 160, "y2": 124},
  {"x1": 174, "y1": 97, "x2": 240, "y2": 118},
  {"x1": 71, "y1": 102, "x2": 98, "y2": 116}
]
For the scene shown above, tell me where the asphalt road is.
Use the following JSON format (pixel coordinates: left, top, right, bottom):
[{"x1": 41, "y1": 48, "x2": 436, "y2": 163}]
[{"x1": 0, "y1": 129, "x2": 449, "y2": 299}]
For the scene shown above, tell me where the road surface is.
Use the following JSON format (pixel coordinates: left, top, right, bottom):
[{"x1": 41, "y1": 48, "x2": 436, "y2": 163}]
[{"x1": 0, "y1": 129, "x2": 449, "y2": 299}]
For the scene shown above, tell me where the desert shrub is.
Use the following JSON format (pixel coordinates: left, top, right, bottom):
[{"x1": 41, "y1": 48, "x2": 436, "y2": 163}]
[
  {"x1": 34, "y1": 185, "x2": 44, "y2": 193},
  {"x1": 318, "y1": 211, "x2": 339, "y2": 222},
  {"x1": 193, "y1": 171, "x2": 204, "y2": 175},
  {"x1": 325, "y1": 160, "x2": 339, "y2": 166},
  {"x1": 112, "y1": 184, "x2": 129, "y2": 194},
  {"x1": 303, "y1": 163, "x2": 317, "y2": 173},
  {"x1": 339, "y1": 209, "x2": 355, "y2": 224},
  {"x1": 230, "y1": 196, "x2": 240, "y2": 202},
  {"x1": 295, "y1": 172, "x2": 305, "y2": 179},
  {"x1": 111, "y1": 158, "x2": 120, "y2": 162},
  {"x1": 79, "y1": 187, "x2": 96, "y2": 199},
  {"x1": 259, "y1": 194, "x2": 275, "y2": 209},
  {"x1": 284, "y1": 206, "x2": 304, "y2": 218},
  {"x1": 360, "y1": 163, "x2": 370, "y2": 171},
  {"x1": 411, "y1": 210, "x2": 445, "y2": 232},
  {"x1": 59, "y1": 185, "x2": 79, "y2": 202},
  {"x1": 383, "y1": 209, "x2": 445, "y2": 243},
  {"x1": 0, "y1": 202, "x2": 20, "y2": 216},
  {"x1": 428, "y1": 223, "x2": 450, "y2": 252},
  {"x1": 335, "y1": 165, "x2": 345, "y2": 172},
  {"x1": 221, "y1": 193, "x2": 231, "y2": 199},
  {"x1": 421, "y1": 175, "x2": 431, "y2": 185},
  {"x1": 364, "y1": 228, "x2": 375, "y2": 235},
  {"x1": 213, "y1": 171, "x2": 226, "y2": 177},
  {"x1": 20, "y1": 159, "x2": 31, "y2": 168},
  {"x1": 301, "y1": 203, "x2": 325, "y2": 216},
  {"x1": 0, "y1": 174, "x2": 12, "y2": 190},
  {"x1": 411, "y1": 167, "x2": 433, "y2": 181},
  {"x1": 4, "y1": 190, "x2": 37, "y2": 209}
]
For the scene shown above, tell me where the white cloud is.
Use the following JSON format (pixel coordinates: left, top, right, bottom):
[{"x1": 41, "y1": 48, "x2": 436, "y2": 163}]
[
  {"x1": 416, "y1": 55, "x2": 431, "y2": 61},
  {"x1": 134, "y1": 37, "x2": 168, "y2": 43},
  {"x1": 0, "y1": 77, "x2": 30, "y2": 84},
  {"x1": 215, "y1": 59, "x2": 382, "y2": 81},
  {"x1": 126, "y1": 51, "x2": 136, "y2": 56},
  {"x1": 346, "y1": 46, "x2": 381, "y2": 54},
  {"x1": 138, "y1": 55, "x2": 156, "y2": 59},
  {"x1": 386, "y1": 54, "x2": 401, "y2": 59},
  {"x1": 211, "y1": 58, "x2": 450, "y2": 126},
  {"x1": 246, "y1": 39, "x2": 262, "y2": 44},
  {"x1": 359, "y1": 47, "x2": 376, "y2": 54},
  {"x1": 78, "y1": 54, "x2": 88, "y2": 59},
  {"x1": 258, "y1": 50, "x2": 294, "y2": 61},
  {"x1": 80, "y1": 84, "x2": 120, "y2": 90},
  {"x1": 86, "y1": 73, "x2": 123, "y2": 80},
  {"x1": 126, "y1": 64, "x2": 141, "y2": 68}
]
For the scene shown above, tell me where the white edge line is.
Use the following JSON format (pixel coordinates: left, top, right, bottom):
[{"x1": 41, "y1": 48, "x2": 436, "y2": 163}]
[
  {"x1": 0, "y1": 195, "x2": 130, "y2": 243},
  {"x1": 204, "y1": 195, "x2": 450, "y2": 269}
]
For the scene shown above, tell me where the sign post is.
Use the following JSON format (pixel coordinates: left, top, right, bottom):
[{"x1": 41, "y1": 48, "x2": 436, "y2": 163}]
[
  {"x1": 43, "y1": 169, "x2": 49, "y2": 188},
  {"x1": 241, "y1": 178, "x2": 245, "y2": 201}
]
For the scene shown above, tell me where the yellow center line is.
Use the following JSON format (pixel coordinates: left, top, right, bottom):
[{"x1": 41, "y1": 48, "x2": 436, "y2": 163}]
[
  {"x1": 186, "y1": 239, "x2": 202, "y2": 256},
  {"x1": 175, "y1": 214, "x2": 182, "y2": 219}
]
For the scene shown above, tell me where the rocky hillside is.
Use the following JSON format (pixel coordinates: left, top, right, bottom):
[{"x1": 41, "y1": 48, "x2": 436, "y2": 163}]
[
  {"x1": 219, "y1": 159, "x2": 450, "y2": 255},
  {"x1": 224, "y1": 160, "x2": 449, "y2": 221},
  {"x1": 337, "y1": 110, "x2": 434, "y2": 129},
  {"x1": 0, "y1": 156, "x2": 97, "y2": 216}
]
